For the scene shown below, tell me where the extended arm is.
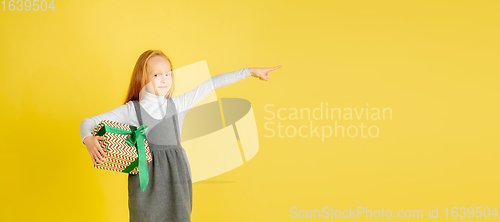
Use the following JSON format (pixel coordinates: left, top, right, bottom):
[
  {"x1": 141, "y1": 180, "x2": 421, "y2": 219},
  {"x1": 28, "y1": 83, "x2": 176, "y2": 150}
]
[{"x1": 173, "y1": 67, "x2": 252, "y2": 114}]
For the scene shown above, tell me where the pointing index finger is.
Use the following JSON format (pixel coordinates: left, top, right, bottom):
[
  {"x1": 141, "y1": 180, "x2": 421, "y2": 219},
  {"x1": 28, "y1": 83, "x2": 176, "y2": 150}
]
[{"x1": 271, "y1": 65, "x2": 282, "y2": 70}]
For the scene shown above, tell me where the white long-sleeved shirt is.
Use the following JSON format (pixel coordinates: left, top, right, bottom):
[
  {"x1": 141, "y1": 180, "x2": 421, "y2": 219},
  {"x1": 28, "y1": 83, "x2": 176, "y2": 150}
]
[{"x1": 80, "y1": 67, "x2": 251, "y2": 144}]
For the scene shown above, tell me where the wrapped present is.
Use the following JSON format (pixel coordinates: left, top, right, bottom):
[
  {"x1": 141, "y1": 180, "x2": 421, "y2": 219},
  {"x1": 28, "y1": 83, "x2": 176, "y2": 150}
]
[{"x1": 92, "y1": 120, "x2": 151, "y2": 191}]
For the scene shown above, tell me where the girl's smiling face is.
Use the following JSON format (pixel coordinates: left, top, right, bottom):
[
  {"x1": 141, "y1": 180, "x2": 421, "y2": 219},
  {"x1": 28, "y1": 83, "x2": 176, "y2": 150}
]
[{"x1": 145, "y1": 56, "x2": 172, "y2": 96}]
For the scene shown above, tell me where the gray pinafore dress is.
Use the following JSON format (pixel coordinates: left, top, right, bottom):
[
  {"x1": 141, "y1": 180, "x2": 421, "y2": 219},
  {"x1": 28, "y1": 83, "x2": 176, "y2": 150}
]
[{"x1": 128, "y1": 99, "x2": 193, "y2": 222}]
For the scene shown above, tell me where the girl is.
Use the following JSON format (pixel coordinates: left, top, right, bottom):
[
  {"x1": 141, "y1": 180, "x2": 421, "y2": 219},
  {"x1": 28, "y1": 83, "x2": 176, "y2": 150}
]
[{"x1": 80, "y1": 49, "x2": 281, "y2": 222}]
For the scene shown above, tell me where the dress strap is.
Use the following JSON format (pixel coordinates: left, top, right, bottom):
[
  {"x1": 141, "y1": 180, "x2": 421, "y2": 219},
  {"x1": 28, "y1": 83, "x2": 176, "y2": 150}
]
[
  {"x1": 132, "y1": 100, "x2": 144, "y2": 126},
  {"x1": 168, "y1": 98, "x2": 181, "y2": 146}
]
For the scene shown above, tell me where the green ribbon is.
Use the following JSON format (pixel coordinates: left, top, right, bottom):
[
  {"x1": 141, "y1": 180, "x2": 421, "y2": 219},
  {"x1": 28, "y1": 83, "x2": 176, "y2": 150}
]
[{"x1": 96, "y1": 124, "x2": 150, "y2": 191}]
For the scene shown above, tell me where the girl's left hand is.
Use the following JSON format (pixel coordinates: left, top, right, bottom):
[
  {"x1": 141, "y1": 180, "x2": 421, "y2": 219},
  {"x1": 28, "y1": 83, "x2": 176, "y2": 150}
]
[{"x1": 249, "y1": 65, "x2": 282, "y2": 81}]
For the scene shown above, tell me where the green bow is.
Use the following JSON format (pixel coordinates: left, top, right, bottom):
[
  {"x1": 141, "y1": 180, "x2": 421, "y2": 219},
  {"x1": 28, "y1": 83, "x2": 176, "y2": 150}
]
[{"x1": 96, "y1": 124, "x2": 150, "y2": 191}]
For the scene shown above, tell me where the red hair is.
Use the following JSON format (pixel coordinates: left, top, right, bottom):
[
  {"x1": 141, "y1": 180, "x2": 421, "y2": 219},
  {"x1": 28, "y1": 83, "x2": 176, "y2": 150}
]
[{"x1": 123, "y1": 50, "x2": 175, "y2": 104}]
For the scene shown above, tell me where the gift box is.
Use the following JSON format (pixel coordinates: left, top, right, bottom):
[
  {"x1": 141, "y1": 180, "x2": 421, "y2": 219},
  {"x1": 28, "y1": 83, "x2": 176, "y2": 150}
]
[{"x1": 92, "y1": 120, "x2": 151, "y2": 191}]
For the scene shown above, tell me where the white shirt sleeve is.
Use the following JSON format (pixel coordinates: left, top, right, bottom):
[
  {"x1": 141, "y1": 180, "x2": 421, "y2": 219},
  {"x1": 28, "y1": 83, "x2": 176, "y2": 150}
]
[
  {"x1": 173, "y1": 67, "x2": 251, "y2": 114},
  {"x1": 79, "y1": 101, "x2": 136, "y2": 144}
]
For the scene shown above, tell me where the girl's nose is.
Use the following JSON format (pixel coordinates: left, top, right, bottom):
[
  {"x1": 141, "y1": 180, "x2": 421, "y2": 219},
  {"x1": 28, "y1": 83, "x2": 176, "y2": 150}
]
[{"x1": 160, "y1": 75, "x2": 168, "y2": 82}]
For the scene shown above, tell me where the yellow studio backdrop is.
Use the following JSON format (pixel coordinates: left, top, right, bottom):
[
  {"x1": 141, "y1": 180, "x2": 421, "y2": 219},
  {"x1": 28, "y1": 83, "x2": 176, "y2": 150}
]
[{"x1": 0, "y1": 0, "x2": 499, "y2": 221}]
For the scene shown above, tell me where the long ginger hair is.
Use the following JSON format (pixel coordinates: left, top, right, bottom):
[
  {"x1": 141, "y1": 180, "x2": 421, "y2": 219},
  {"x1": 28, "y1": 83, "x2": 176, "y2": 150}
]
[{"x1": 123, "y1": 50, "x2": 175, "y2": 104}]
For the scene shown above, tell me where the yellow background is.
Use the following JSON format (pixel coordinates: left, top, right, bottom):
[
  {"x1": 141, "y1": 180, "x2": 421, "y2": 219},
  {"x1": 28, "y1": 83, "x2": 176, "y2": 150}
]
[{"x1": 1, "y1": 0, "x2": 499, "y2": 221}]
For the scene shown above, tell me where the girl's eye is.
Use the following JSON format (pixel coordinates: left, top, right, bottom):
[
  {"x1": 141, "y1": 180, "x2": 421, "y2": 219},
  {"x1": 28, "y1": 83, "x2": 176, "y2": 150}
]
[{"x1": 154, "y1": 72, "x2": 170, "y2": 77}]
